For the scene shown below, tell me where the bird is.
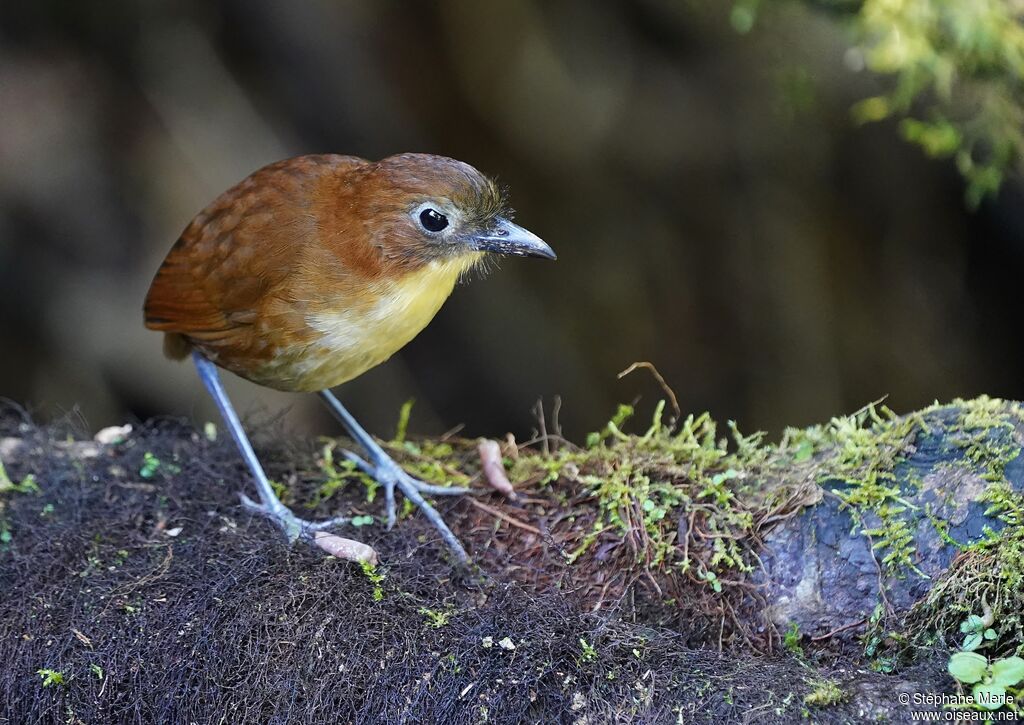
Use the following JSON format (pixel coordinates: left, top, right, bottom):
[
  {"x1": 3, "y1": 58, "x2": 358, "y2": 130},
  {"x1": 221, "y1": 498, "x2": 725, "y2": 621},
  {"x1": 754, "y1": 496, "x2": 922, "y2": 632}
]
[{"x1": 144, "y1": 153, "x2": 555, "y2": 563}]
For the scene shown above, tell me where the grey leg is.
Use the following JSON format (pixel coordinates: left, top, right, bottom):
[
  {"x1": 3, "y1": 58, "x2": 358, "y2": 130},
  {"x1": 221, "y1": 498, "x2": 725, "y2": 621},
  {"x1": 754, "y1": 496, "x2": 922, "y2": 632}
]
[
  {"x1": 193, "y1": 351, "x2": 349, "y2": 542},
  {"x1": 317, "y1": 389, "x2": 470, "y2": 563}
]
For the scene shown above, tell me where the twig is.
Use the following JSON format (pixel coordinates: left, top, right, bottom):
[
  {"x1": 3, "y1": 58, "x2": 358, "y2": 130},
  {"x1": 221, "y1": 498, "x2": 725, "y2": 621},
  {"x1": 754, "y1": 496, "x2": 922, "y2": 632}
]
[
  {"x1": 533, "y1": 398, "x2": 550, "y2": 456},
  {"x1": 439, "y1": 422, "x2": 465, "y2": 441},
  {"x1": 811, "y1": 619, "x2": 866, "y2": 642},
  {"x1": 466, "y1": 498, "x2": 541, "y2": 535},
  {"x1": 551, "y1": 395, "x2": 563, "y2": 440},
  {"x1": 617, "y1": 361, "x2": 681, "y2": 422}
]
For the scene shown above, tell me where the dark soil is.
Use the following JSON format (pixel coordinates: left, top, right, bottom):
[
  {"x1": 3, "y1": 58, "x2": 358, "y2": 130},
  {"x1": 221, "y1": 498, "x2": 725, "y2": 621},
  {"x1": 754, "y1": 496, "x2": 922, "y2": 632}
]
[{"x1": 0, "y1": 407, "x2": 953, "y2": 724}]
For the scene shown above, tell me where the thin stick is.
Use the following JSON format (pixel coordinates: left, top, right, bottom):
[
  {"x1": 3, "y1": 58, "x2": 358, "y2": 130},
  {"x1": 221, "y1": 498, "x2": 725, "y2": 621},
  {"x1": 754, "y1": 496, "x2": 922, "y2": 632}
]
[
  {"x1": 466, "y1": 498, "x2": 541, "y2": 535},
  {"x1": 811, "y1": 619, "x2": 866, "y2": 642},
  {"x1": 617, "y1": 362, "x2": 681, "y2": 422},
  {"x1": 534, "y1": 398, "x2": 550, "y2": 456}
]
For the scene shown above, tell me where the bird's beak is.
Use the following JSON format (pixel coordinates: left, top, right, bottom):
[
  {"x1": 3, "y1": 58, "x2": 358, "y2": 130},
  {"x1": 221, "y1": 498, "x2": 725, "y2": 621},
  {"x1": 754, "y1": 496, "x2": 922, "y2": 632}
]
[{"x1": 472, "y1": 217, "x2": 556, "y2": 260}]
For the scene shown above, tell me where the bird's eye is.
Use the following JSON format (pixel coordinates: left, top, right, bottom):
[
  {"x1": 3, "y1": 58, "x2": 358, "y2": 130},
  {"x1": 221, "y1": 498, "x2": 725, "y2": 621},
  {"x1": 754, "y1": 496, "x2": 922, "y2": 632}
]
[{"x1": 418, "y1": 208, "x2": 449, "y2": 233}]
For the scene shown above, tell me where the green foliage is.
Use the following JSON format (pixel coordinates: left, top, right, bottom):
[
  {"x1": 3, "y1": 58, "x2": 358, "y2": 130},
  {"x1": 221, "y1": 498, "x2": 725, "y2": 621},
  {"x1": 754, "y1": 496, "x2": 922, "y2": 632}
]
[
  {"x1": 734, "y1": 0, "x2": 1024, "y2": 205},
  {"x1": 139, "y1": 451, "x2": 160, "y2": 478},
  {"x1": 139, "y1": 451, "x2": 179, "y2": 479},
  {"x1": 853, "y1": 0, "x2": 1024, "y2": 206},
  {"x1": 960, "y1": 613, "x2": 998, "y2": 653},
  {"x1": 310, "y1": 441, "x2": 378, "y2": 508},
  {"x1": 418, "y1": 606, "x2": 453, "y2": 629},
  {"x1": 0, "y1": 458, "x2": 39, "y2": 495},
  {"x1": 910, "y1": 415, "x2": 1024, "y2": 663},
  {"x1": 949, "y1": 651, "x2": 989, "y2": 683},
  {"x1": 948, "y1": 610, "x2": 1024, "y2": 711},
  {"x1": 268, "y1": 479, "x2": 289, "y2": 503},
  {"x1": 697, "y1": 569, "x2": 723, "y2": 593},
  {"x1": 578, "y1": 637, "x2": 598, "y2": 663},
  {"x1": 1, "y1": 459, "x2": 41, "y2": 547},
  {"x1": 784, "y1": 622, "x2": 805, "y2": 657},
  {"x1": 37, "y1": 669, "x2": 65, "y2": 688},
  {"x1": 730, "y1": 0, "x2": 760, "y2": 34},
  {"x1": 948, "y1": 652, "x2": 1024, "y2": 710}
]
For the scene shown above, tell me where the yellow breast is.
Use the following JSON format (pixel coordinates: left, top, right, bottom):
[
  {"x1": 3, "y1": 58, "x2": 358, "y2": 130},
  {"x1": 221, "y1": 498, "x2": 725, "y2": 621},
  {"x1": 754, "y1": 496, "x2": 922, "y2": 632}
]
[{"x1": 285, "y1": 255, "x2": 482, "y2": 391}]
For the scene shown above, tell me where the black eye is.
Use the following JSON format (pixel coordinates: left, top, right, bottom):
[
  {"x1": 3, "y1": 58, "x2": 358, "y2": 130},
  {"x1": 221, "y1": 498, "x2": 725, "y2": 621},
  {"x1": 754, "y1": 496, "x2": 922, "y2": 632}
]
[{"x1": 419, "y1": 208, "x2": 449, "y2": 233}]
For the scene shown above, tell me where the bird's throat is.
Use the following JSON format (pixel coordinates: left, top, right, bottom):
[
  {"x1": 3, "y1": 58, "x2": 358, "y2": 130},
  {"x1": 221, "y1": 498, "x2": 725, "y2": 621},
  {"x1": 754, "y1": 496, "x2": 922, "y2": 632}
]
[{"x1": 289, "y1": 253, "x2": 483, "y2": 391}]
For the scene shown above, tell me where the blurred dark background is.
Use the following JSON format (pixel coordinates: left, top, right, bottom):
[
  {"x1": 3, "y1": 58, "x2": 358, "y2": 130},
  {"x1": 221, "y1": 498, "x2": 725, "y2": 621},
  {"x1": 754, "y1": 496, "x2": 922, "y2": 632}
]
[{"x1": 1, "y1": 1, "x2": 1022, "y2": 442}]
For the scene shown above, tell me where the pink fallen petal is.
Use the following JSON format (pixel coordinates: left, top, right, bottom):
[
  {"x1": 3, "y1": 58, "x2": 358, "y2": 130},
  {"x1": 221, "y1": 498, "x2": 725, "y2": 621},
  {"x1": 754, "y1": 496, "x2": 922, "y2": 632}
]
[
  {"x1": 477, "y1": 438, "x2": 517, "y2": 500},
  {"x1": 313, "y1": 531, "x2": 379, "y2": 565}
]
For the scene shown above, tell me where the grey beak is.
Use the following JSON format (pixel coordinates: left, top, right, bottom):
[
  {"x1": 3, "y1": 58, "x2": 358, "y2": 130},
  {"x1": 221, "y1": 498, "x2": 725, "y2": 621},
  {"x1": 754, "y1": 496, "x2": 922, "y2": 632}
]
[{"x1": 472, "y1": 217, "x2": 556, "y2": 260}]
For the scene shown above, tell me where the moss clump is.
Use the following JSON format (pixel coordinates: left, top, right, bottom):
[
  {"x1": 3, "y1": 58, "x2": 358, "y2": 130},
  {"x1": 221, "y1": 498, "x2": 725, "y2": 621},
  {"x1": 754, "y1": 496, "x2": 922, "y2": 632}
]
[
  {"x1": 488, "y1": 396, "x2": 1016, "y2": 597},
  {"x1": 790, "y1": 400, "x2": 929, "y2": 577},
  {"x1": 902, "y1": 397, "x2": 1024, "y2": 655},
  {"x1": 0, "y1": 457, "x2": 41, "y2": 547},
  {"x1": 910, "y1": 482, "x2": 1024, "y2": 659},
  {"x1": 803, "y1": 679, "x2": 846, "y2": 707}
]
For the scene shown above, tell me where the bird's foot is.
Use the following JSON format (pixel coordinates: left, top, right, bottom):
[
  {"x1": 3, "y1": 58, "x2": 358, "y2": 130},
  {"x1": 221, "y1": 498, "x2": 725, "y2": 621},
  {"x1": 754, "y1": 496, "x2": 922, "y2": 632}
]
[
  {"x1": 341, "y1": 449, "x2": 470, "y2": 563},
  {"x1": 239, "y1": 493, "x2": 350, "y2": 544}
]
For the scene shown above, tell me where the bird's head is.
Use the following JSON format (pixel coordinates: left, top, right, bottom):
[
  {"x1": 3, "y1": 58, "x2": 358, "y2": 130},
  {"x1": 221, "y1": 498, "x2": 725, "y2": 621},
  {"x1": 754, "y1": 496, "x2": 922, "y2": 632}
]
[{"x1": 356, "y1": 153, "x2": 555, "y2": 269}]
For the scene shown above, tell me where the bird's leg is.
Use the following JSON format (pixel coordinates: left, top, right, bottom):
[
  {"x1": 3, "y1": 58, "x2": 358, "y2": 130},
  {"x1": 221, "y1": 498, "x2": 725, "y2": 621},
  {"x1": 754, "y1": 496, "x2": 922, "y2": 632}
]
[
  {"x1": 192, "y1": 352, "x2": 350, "y2": 543},
  {"x1": 317, "y1": 389, "x2": 470, "y2": 563}
]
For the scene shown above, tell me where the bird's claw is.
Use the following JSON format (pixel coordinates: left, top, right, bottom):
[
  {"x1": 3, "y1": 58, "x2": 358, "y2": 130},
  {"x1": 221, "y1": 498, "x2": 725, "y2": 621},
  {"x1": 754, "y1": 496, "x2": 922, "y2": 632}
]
[
  {"x1": 341, "y1": 449, "x2": 375, "y2": 475},
  {"x1": 370, "y1": 459, "x2": 471, "y2": 531},
  {"x1": 334, "y1": 448, "x2": 471, "y2": 563},
  {"x1": 337, "y1": 451, "x2": 471, "y2": 562},
  {"x1": 237, "y1": 492, "x2": 349, "y2": 543}
]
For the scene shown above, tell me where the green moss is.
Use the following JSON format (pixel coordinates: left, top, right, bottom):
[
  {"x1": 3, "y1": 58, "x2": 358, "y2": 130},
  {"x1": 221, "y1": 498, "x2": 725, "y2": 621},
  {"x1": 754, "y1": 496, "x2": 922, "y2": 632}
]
[
  {"x1": 0, "y1": 458, "x2": 42, "y2": 548},
  {"x1": 307, "y1": 440, "x2": 378, "y2": 509},
  {"x1": 900, "y1": 398, "x2": 1024, "y2": 659},
  {"x1": 784, "y1": 622, "x2": 805, "y2": 658},
  {"x1": 391, "y1": 440, "x2": 471, "y2": 487},
  {"x1": 803, "y1": 679, "x2": 845, "y2": 707},
  {"x1": 36, "y1": 669, "x2": 66, "y2": 688},
  {"x1": 0, "y1": 459, "x2": 40, "y2": 495},
  {"x1": 418, "y1": 606, "x2": 454, "y2": 628},
  {"x1": 359, "y1": 560, "x2": 385, "y2": 602},
  {"x1": 578, "y1": 637, "x2": 598, "y2": 664},
  {"x1": 393, "y1": 399, "x2": 414, "y2": 444},
  {"x1": 792, "y1": 400, "x2": 927, "y2": 577},
  {"x1": 532, "y1": 398, "x2": 936, "y2": 584},
  {"x1": 139, "y1": 451, "x2": 180, "y2": 479}
]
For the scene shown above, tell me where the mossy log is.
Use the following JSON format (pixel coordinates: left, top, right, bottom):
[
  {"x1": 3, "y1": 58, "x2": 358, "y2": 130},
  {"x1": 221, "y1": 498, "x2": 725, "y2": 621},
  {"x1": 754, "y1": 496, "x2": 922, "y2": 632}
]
[
  {"x1": 1, "y1": 398, "x2": 1022, "y2": 723},
  {"x1": 760, "y1": 402, "x2": 1024, "y2": 640}
]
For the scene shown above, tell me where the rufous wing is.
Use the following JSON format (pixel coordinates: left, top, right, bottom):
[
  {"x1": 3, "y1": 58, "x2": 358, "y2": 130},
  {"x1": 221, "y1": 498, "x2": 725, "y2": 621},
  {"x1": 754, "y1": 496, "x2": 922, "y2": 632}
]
[{"x1": 143, "y1": 155, "x2": 366, "y2": 361}]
